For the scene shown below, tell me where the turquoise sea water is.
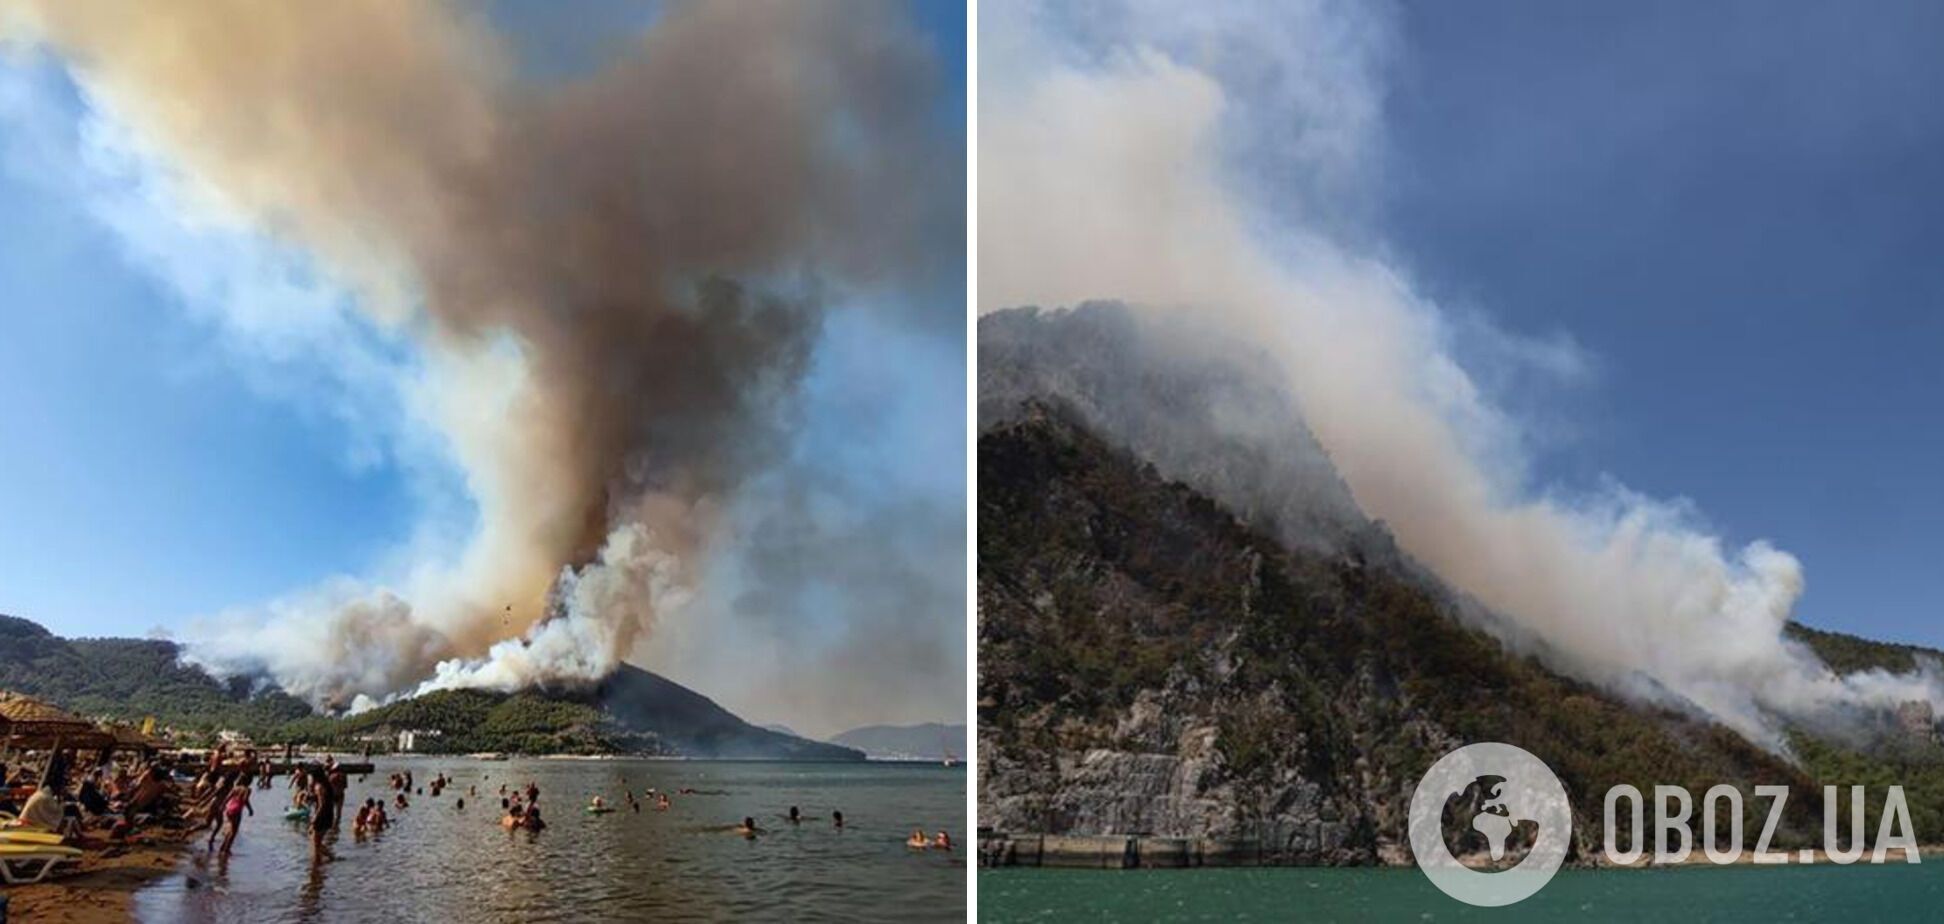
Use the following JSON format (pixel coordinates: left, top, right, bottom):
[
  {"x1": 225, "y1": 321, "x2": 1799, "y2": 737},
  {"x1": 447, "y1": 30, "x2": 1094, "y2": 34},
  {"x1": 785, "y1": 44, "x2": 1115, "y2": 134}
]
[
  {"x1": 131, "y1": 758, "x2": 964, "y2": 922},
  {"x1": 980, "y1": 864, "x2": 1944, "y2": 922}
]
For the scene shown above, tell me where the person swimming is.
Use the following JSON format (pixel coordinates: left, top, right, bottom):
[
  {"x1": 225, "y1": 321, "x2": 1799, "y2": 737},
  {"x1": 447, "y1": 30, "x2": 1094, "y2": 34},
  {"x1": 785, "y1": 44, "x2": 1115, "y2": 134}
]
[
  {"x1": 523, "y1": 805, "x2": 546, "y2": 831},
  {"x1": 501, "y1": 803, "x2": 526, "y2": 829},
  {"x1": 833, "y1": 810, "x2": 845, "y2": 829},
  {"x1": 932, "y1": 830, "x2": 952, "y2": 850},
  {"x1": 456, "y1": 797, "x2": 465, "y2": 811},
  {"x1": 736, "y1": 816, "x2": 763, "y2": 839},
  {"x1": 787, "y1": 805, "x2": 802, "y2": 825},
  {"x1": 590, "y1": 795, "x2": 606, "y2": 810},
  {"x1": 395, "y1": 792, "x2": 409, "y2": 810},
  {"x1": 907, "y1": 828, "x2": 930, "y2": 849}
]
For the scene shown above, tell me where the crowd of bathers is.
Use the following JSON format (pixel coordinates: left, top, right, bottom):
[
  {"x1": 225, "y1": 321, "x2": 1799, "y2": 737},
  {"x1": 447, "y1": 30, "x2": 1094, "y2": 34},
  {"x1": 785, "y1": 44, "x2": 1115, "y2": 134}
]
[
  {"x1": 0, "y1": 748, "x2": 174, "y2": 845},
  {"x1": 2, "y1": 745, "x2": 958, "y2": 866}
]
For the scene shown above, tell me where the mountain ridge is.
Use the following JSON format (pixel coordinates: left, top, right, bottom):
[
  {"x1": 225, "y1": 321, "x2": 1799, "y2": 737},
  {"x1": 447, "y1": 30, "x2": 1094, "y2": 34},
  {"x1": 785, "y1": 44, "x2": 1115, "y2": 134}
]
[
  {"x1": 829, "y1": 722, "x2": 968, "y2": 760},
  {"x1": 977, "y1": 321, "x2": 1944, "y2": 861},
  {"x1": 0, "y1": 614, "x2": 860, "y2": 760}
]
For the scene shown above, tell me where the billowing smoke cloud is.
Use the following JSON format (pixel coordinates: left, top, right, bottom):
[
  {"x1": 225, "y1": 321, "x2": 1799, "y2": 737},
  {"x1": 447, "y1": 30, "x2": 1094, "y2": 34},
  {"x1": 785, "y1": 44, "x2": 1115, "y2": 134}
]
[
  {"x1": 981, "y1": 0, "x2": 1943, "y2": 747},
  {"x1": 3, "y1": 0, "x2": 961, "y2": 722}
]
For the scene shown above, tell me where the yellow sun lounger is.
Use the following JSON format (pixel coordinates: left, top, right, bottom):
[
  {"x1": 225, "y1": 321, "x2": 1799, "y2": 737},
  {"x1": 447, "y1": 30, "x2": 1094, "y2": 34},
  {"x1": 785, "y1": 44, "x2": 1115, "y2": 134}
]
[
  {"x1": 0, "y1": 842, "x2": 83, "y2": 884},
  {"x1": 0, "y1": 829, "x2": 67, "y2": 845}
]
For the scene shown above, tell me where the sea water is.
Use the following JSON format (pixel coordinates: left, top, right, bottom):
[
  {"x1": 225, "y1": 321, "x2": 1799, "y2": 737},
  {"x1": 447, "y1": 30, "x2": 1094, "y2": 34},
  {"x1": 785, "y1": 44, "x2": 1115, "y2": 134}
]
[
  {"x1": 134, "y1": 758, "x2": 965, "y2": 922},
  {"x1": 979, "y1": 864, "x2": 1944, "y2": 922}
]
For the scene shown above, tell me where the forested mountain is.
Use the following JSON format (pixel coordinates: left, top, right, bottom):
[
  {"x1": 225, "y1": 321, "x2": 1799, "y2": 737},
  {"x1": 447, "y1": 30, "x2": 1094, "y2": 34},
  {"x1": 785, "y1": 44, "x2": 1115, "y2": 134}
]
[
  {"x1": 977, "y1": 399, "x2": 1944, "y2": 861},
  {"x1": 0, "y1": 614, "x2": 859, "y2": 760}
]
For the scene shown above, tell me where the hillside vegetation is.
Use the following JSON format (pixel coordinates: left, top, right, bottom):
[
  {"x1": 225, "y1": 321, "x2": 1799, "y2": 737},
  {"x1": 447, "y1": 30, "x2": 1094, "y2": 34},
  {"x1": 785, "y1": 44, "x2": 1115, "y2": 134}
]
[
  {"x1": 0, "y1": 615, "x2": 859, "y2": 760},
  {"x1": 978, "y1": 405, "x2": 1944, "y2": 859}
]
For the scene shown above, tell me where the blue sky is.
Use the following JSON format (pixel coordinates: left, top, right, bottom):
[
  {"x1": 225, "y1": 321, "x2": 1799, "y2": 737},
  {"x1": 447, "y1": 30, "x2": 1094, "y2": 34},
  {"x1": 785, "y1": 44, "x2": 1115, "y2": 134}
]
[
  {"x1": 0, "y1": 2, "x2": 967, "y2": 648},
  {"x1": 1382, "y1": 1, "x2": 1944, "y2": 645}
]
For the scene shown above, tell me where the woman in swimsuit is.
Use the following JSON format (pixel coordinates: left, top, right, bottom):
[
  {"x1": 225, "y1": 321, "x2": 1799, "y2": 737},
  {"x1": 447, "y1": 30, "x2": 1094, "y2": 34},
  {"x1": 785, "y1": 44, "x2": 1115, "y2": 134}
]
[{"x1": 217, "y1": 774, "x2": 254, "y2": 856}]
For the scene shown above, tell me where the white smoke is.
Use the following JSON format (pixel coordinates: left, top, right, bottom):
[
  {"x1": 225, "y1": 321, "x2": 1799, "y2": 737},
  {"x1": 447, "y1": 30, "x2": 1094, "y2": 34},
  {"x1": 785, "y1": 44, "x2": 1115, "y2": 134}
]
[
  {"x1": 3, "y1": 0, "x2": 962, "y2": 732},
  {"x1": 417, "y1": 523, "x2": 691, "y2": 696},
  {"x1": 981, "y1": 0, "x2": 1944, "y2": 747}
]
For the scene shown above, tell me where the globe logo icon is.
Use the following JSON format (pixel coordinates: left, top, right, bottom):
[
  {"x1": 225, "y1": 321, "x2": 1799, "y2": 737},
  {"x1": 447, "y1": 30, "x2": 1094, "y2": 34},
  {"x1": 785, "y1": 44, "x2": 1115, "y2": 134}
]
[{"x1": 1408, "y1": 742, "x2": 1572, "y2": 907}]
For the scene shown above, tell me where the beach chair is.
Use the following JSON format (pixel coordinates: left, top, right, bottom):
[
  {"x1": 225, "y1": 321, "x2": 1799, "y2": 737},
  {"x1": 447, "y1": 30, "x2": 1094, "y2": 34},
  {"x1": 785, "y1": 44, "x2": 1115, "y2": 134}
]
[
  {"x1": 0, "y1": 829, "x2": 66, "y2": 846},
  {"x1": 0, "y1": 842, "x2": 82, "y2": 884}
]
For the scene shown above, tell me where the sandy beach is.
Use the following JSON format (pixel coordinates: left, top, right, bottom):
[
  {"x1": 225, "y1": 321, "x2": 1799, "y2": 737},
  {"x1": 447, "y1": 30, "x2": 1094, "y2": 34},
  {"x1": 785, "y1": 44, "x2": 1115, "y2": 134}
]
[{"x1": 4, "y1": 829, "x2": 192, "y2": 924}]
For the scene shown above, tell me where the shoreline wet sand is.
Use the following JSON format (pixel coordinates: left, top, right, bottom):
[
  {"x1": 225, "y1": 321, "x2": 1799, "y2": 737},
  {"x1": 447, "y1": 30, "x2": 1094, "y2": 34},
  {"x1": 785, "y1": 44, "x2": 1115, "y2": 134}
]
[{"x1": 5, "y1": 827, "x2": 195, "y2": 924}]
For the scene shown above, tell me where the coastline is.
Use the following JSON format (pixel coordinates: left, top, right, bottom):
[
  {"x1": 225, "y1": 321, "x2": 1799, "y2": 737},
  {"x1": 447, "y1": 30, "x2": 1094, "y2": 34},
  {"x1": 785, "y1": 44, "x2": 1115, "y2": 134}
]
[
  {"x1": 4, "y1": 828, "x2": 193, "y2": 924},
  {"x1": 978, "y1": 831, "x2": 1944, "y2": 870}
]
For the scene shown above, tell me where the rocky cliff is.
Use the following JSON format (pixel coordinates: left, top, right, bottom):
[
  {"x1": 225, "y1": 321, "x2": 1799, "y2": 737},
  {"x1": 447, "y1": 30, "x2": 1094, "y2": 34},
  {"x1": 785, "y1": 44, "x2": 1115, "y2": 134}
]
[{"x1": 977, "y1": 402, "x2": 1861, "y2": 864}]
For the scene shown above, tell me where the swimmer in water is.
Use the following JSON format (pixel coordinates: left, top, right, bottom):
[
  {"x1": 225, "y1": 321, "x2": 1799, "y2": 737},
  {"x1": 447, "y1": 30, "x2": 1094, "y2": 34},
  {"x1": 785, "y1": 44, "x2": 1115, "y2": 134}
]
[
  {"x1": 736, "y1": 816, "x2": 763, "y2": 839},
  {"x1": 833, "y1": 810, "x2": 845, "y2": 829},
  {"x1": 932, "y1": 830, "x2": 952, "y2": 850},
  {"x1": 907, "y1": 828, "x2": 930, "y2": 849},
  {"x1": 787, "y1": 805, "x2": 802, "y2": 825}
]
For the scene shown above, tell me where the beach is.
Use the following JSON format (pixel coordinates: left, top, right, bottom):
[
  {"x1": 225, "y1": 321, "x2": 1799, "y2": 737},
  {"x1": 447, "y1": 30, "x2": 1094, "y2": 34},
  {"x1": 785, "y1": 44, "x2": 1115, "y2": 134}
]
[{"x1": 5, "y1": 827, "x2": 193, "y2": 923}]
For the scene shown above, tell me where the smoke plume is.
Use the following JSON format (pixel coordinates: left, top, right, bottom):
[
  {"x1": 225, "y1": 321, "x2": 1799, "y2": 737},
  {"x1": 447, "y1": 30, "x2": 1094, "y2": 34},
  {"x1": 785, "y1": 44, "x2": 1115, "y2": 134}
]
[
  {"x1": 981, "y1": 0, "x2": 1944, "y2": 747},
  {"x1": 3, "y1": 0, "x2": 960, "y2": 720}
]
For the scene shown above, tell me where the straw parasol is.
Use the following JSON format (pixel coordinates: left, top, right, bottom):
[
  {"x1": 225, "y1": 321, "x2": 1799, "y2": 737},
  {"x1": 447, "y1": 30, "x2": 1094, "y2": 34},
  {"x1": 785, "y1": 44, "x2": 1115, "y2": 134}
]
[
  {"x1": 0, "y1": 691, "x2": 112, "y2": 750},
  {"x1": 101, "y1": 722, "x2": 167, "y2": 753}
]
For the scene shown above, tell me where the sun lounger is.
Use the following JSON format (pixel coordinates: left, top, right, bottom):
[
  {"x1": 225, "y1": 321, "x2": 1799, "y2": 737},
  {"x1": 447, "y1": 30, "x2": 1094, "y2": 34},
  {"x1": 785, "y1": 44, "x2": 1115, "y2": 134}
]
[
  {"x1": 0, "y1": 842, "x2": 83, "y2": 884},
  {"x1": 0, "y1": 830, "x2": 66, "y2": 845}
]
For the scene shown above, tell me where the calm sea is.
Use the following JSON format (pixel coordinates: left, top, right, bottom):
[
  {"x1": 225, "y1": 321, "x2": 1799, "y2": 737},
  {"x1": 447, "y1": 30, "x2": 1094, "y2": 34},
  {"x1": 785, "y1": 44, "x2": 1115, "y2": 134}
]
[
  {"x1": 134, "y1": 757, "x2": 965, "y2": 922},
  {"x1": 979, "y1": 864, "x2": 1944, "y2": 922}
]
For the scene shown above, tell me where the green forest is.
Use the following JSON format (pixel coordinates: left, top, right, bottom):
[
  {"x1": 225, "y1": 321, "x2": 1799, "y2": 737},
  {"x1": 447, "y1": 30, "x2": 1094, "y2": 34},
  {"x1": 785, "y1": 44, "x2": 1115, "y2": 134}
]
[{"x1": 0, "y1": 613, "x2": 857, "y2": 760}]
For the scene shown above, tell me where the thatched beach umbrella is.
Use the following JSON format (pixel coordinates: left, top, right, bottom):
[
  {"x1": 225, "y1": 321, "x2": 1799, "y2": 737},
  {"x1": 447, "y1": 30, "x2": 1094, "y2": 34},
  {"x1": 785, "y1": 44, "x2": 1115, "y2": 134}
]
[
  {"x1": 101, "y1": 722, "x2": 166, "y2": 754},
  {"x1": 0, "y1": 691, "x2": 111, "y2": 751}
]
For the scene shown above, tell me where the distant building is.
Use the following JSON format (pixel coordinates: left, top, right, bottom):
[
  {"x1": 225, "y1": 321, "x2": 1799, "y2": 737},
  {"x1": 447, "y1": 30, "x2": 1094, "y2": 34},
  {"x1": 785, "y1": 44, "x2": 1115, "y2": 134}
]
[{"x1": 396, "y1": 728, "x2": 443, "y2": 752}]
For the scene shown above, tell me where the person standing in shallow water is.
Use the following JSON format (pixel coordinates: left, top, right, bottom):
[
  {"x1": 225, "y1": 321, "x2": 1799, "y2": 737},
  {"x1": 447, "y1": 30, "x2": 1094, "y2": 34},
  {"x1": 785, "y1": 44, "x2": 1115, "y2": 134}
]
[
  {"x1": 217, "y1": 773, "x2": 255, "y2": 856},
  {"x1": 309, "y1": 768, "x2": 338, "y2": 856}
]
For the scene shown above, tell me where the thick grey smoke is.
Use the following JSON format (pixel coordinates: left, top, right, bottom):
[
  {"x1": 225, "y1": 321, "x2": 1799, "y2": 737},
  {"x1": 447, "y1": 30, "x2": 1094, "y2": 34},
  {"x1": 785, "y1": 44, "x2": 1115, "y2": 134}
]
[
  {"x1": 4, "y1": 0, "x2": 960, "y2": 719},
  {"x1": 981, "y1": 0, "x2": 1944, "y2": 748}
]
